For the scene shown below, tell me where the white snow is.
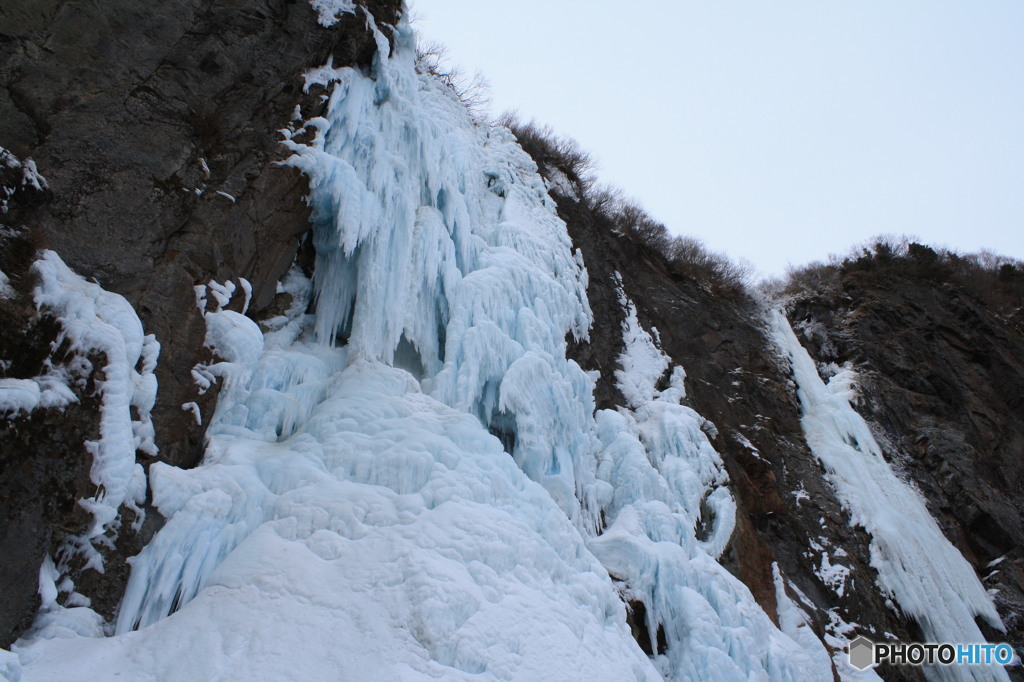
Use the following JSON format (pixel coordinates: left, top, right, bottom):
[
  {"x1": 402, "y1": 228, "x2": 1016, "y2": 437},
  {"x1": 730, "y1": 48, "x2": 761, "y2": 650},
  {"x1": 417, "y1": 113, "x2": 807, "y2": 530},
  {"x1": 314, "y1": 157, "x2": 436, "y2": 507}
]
[
  {"x1": 203, "y1": 310, "x2": 264, "y2": 365},
  {"x1": 541, "y1": 166, "x2": 580, "y2": 199},
  {"x1": 0, "y1": 252, "x2": 156, "y2": 667},
  {"x1": 202, "y1": 280, "x2": 236, "y2": 313},
  {"x1": 0, "y1": 377, "x2": 75, "y2": 415},
  {"x1": 582, "y1": 289, "x2": 824, "y2": 680},
  {"x1": 770, "y1": 309, "x2": 1008, "y2": 682},
  {"x1": 731, "y1": 429, "x2": 761, "y2": 459},
  {"x1": 307, "y1": 0, "x2": 356, "y2": 27},
  {"x1": 237, "y1": 278, "x2": 252, "y2": 314},
  {"x1": 823, "y1": 608, "x2": 884, "y2": 682},
  {"x1": 181, "y1": 401, "x2": 202, "y2": 425},
  {"x1": 614, "y1": 276, "x2": 670, "y2": 409},
  {"x1": 0, "y1": 648, "x2": 21, "y2": 682},
  {"x1": 815, "y1": 552, "x2": 852, "y2": 598},
  {"x1": 771, "y1": 563, "x2": 837, "y2": 680},
  {"x1": 1, "y1": 147, "x2": 47, "y2": 192},
  {"x1": 25, "y1": 252, "x2": 156, "y2": 565},
  {"x1": 0, "y1": 269, "x2": 15, "y2": 298},
  {"x1": 1, "y1": 146, "x2": 48, "y2": 214},
  {"x1": 190, "y1": 279, "x2": 266, "y2": 399}
]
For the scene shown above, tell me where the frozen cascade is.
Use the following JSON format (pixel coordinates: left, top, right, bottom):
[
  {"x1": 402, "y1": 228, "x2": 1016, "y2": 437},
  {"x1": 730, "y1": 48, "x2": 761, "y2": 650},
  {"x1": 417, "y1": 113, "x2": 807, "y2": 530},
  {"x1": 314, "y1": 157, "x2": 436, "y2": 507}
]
[
  {"x1": 770, "y1": 309, "x2": 1008, "y2": 682},
  {"x1": 282, "y1": 17, "x2": 599, "y2": 529},
  {"x1": 14, "y1": 8, "x2": 838, "y2": 681},
  {"x1": 587, "y1": 286, "x2": 833, "y2": 681}
]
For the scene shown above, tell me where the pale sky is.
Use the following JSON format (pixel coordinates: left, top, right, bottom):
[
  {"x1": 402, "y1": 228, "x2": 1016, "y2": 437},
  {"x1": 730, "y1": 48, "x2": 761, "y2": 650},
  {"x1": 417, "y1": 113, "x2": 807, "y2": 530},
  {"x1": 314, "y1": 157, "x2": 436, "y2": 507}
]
[{"x1": 411, "y1": 1, "x2": 1024, "y2": 277}]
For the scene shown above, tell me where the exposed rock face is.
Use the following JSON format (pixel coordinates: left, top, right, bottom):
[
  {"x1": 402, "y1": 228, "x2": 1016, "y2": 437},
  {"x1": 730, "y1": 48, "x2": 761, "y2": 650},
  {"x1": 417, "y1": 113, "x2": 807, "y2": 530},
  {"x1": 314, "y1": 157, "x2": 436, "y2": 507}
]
[
  {"x1": 0, "y1": 277, "x2": 100, "y2": 644},
  {"x1": 788, "y1": 271, "x2": 1024, "y2": 658},
  {"x1": 0, "y1": 0, "x2": 400, "y2": 646}
]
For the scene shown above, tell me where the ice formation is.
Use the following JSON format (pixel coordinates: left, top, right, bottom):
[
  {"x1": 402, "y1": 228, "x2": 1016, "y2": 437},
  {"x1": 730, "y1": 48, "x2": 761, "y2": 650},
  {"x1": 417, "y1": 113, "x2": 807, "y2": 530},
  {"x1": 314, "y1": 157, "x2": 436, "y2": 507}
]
[
  {"x1": 1, "y1": 145, "x2": 48, "y2": 215},
  {"x1": 31, "y1": 252, "x2": 157, "y2": 546},
  {"x1": 10, "y1": 5, "x2": 988, "y2": 680},
  {"x1": 0, "y1": 270, "x2": 14, "y2": 299},
  {"x1": 587, "y1": 286, "x2": 832, "y2": 680},
  {"x1": 773, "y1": 563, "x2": 854, "y2": 680},
  {"x1": 0, "y1": 251, "x2": 155, "y2": 576},
  {"x1": 770, "y1": 309, "x2": 1008, "y2": 682},
  {"x1": 308, "y1": 0, "x2": 357, "y2": 27}
]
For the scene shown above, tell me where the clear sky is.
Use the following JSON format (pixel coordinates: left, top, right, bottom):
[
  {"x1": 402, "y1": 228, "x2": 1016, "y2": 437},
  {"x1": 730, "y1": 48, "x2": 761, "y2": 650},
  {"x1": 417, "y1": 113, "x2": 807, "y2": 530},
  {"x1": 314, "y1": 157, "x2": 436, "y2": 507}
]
[{"x1": 411, "y1": 0, "x2": 1024, "y2": 277}]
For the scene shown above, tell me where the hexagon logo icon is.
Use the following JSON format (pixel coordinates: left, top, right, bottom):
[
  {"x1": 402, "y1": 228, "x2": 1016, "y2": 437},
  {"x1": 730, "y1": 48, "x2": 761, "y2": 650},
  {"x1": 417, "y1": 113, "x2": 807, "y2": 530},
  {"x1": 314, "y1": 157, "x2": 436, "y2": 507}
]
[{"x1": 849, "y1": 636, "x2": 875, "y2": 670}]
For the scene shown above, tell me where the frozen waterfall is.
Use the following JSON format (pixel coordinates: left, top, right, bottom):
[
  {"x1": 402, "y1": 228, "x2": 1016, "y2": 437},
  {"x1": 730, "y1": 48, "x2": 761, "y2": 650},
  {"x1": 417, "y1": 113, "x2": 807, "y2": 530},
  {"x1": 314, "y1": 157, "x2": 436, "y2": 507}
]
[
  {"x1": 13, "y1": 10, "x2": 845, "y2": 682},
  {"x1": 770, "y1": 310, "x2": 1007, "y2": 682}
]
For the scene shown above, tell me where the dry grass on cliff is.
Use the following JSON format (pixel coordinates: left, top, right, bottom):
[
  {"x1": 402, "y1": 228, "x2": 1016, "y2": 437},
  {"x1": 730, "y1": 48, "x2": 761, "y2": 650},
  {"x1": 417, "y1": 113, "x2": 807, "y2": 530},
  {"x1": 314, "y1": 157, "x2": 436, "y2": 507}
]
[
  {"x1": 499, "y1": 115, "x2": 753, "y2": 299},
  {"x1": 496, "y1": 112, "x2": 597, "y2": 186},
  {"x1": 770, "y1": 234, "x2": 1024, "y2": 324},
  {"x1": 415, "y1": 41, "x2": 491, "y2": 116}
]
